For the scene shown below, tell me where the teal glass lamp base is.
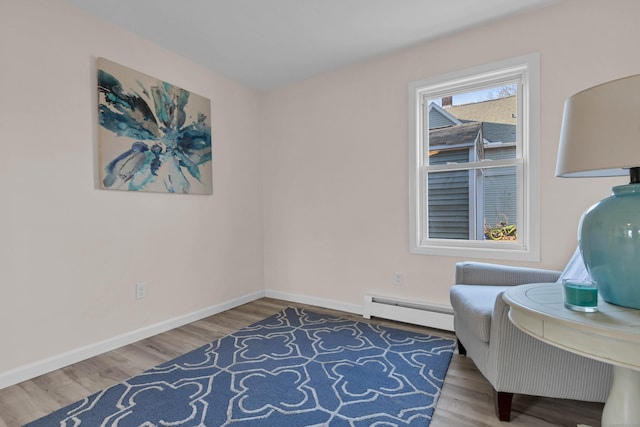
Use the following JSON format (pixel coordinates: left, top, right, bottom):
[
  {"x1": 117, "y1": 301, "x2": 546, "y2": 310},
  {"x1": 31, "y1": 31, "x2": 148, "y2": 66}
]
[{"x1": 579, "y1": 183, "x2": 640, "y2": 310}]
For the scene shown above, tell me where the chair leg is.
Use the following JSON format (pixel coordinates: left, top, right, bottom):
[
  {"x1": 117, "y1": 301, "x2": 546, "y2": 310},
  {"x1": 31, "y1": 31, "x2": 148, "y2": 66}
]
[
  {"x1": 493, "y1": 389, "x2": 514, "y2": 421},
  {"x1": 456, "y1": 338, "x2": 467, "y2": 356}
]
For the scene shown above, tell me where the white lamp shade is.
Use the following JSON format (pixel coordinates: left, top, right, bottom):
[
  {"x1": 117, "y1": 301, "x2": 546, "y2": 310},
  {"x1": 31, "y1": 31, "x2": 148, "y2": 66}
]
[{"x1": 556, "y1": 74, "x2": 640, "y2": 178}]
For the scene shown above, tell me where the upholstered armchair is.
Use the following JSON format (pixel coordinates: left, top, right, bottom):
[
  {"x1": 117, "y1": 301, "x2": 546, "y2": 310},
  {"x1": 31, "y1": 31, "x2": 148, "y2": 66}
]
[{"x1": 449, "y1": 249, "x2": 612, "y2": 421}]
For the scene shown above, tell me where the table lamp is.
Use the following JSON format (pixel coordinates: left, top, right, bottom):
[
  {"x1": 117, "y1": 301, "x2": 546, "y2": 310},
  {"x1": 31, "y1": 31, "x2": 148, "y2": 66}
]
[{"x1": 556, "y1": 74, "x2": 640, "y2": 309}]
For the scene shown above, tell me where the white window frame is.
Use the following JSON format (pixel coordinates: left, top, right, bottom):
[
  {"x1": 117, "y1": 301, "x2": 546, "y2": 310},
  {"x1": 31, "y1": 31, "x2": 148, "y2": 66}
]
[{"x1": 408, "y1": 53, "x2": 540, "y2": 261}]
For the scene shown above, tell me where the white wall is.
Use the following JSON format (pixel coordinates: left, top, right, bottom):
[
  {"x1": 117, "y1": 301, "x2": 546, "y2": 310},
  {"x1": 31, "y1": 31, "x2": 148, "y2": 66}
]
[
  {"x1": 3, "y1": 0, "x2": 639, "y2": 387},
  {"x1": 0, "y1": 0, "x2": 264, "y2": 377},
  {"x1": 261, "y1": 0, "x2": 640, "y2": 308}
]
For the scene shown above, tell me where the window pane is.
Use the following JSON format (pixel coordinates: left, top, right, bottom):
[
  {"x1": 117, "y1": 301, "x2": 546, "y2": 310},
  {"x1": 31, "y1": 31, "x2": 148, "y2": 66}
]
[
  {"x1": 427, "y1": 169, "x2": 471, "y2": 240},
  {"x1": 483, "y1": 166, "x2": 518, "y2": 241},
  {"x1": 427, "y1": 165, "x2": 518, "y2": 241},
  {"x1": 425, "y1": 84, "x2": 517, "y2": 166}
]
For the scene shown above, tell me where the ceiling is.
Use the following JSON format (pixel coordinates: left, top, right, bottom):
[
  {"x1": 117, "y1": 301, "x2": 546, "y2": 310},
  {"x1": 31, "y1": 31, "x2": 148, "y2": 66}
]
[{"x1": 66, "y1": 0, "x2": 558, "y2": 90}]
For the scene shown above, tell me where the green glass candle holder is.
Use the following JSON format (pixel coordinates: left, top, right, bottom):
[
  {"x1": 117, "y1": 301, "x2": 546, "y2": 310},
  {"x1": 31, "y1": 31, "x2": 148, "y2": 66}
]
[{"x1": 562, "y1": 279, "x2": 598, "y2": 312}]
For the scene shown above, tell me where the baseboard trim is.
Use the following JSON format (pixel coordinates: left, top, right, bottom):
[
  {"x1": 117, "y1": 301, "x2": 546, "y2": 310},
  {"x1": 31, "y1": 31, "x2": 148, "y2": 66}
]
[
  {"x1": 265, "y1": 289, "x2": 362, "y2": 316},
  {"x1": 0, "y1": 290, "x2": 265, "y2": 390}
]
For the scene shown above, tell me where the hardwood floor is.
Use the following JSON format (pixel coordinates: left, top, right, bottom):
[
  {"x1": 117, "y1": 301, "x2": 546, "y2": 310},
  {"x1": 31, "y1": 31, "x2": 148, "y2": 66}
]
[{"x1": 0, "y1": 298, "x2": 603, "y2": 427}]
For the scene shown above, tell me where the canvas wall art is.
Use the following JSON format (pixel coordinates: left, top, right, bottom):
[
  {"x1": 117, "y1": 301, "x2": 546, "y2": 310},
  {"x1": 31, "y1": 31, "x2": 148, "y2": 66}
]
[{"x1": 97, "y1": 58, "x2": 212, "y2": 194}]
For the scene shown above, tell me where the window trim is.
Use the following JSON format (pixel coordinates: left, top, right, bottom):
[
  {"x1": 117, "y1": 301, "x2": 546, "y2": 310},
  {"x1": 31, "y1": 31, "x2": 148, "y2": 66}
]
[{"x1": 408, "y1": 53, "x2": 540, "y2": 261}]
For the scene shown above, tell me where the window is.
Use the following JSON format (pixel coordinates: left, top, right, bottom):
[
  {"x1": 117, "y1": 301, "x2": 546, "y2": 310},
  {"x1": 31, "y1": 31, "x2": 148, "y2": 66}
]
[{"x1": 408, "y1": 53, "x2": 539, "y2": 261}]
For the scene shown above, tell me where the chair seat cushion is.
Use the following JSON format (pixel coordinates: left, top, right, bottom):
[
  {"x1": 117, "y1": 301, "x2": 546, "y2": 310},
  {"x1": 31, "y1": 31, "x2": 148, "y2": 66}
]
[{"x1": 450, "y1": 285, "x2": 512, "y2": 343}]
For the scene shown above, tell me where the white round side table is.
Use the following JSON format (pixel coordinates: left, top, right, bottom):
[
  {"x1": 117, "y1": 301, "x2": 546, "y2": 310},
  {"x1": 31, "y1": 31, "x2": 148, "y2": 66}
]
[{"x1": 503, "y1": 283, "x2": 640, "y2": 426}]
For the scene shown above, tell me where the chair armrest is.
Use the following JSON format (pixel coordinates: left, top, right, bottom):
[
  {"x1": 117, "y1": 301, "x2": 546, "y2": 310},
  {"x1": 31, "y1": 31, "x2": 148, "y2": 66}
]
[{"x1": 455, "y1": 261, "x2": 561, "y2": 286}]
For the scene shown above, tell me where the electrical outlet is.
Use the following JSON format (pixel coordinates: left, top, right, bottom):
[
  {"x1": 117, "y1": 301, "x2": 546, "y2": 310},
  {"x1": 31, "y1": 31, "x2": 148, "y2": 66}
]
[
  {"x1": 136, "y1": 282, "x2": 147, "y2": 299},
  {"x1": 393, "y1": 272, "x2": 403, "y2": 286}
]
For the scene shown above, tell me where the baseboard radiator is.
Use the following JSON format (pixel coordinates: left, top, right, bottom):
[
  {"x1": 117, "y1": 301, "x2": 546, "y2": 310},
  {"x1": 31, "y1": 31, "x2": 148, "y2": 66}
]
[{"x1": 363, "y1": 295, "x2": 454, "y2": 331}]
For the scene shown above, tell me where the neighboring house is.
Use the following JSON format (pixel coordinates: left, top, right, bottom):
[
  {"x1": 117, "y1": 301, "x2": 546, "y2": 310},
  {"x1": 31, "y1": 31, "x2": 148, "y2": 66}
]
[
  {"x1": 427, "y1": 97, "x2": 517, "y2": 240},
  {"x1": 443, "y1": 95, "x2": 517, "y2": 125}
]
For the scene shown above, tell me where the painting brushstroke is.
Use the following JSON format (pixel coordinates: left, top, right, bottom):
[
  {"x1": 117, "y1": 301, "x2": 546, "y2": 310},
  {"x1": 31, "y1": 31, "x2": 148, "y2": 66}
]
[{"x1": 97, "y1": 58, "x2": 212, "y2": 194}]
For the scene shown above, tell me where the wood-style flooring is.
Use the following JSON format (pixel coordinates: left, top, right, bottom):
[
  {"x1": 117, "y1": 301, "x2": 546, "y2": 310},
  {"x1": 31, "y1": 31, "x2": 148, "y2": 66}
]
[{"x1": 0, "y1": 298, "x2": 603, "y2": 427}]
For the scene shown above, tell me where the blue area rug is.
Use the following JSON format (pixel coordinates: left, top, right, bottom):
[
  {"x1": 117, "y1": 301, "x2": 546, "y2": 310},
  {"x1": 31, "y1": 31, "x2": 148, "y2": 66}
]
[{"x1": 26, "y1": 307, "x2": 455, "y2": 426}]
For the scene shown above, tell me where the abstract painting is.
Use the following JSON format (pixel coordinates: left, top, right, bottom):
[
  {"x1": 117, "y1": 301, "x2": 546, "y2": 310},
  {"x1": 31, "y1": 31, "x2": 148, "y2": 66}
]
[{"x1": 97, "y1": 58, "x2": 212, "y2": 194}]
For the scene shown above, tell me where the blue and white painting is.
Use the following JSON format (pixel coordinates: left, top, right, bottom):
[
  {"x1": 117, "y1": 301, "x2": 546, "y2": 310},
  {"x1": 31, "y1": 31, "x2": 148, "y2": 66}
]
[{"x1": 97, "y1": 58, "x2": 212, "y2": 194}]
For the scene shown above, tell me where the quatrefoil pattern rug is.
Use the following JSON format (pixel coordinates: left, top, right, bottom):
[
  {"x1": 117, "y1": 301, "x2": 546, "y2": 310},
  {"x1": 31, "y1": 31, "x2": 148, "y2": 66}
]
[{"x1": 27, "y1": 307, "x2": 455, "y2": 426}]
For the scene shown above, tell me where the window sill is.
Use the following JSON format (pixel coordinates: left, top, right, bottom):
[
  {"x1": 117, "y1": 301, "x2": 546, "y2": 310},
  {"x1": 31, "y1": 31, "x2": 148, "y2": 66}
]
[{"x1": 410, "y1": 242, "x2": 540, "y2": 262}]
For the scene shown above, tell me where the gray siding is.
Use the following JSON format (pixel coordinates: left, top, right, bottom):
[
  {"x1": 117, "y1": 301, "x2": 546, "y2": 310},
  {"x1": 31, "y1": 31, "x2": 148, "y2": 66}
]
[
  {"x1": 428, "y1": 149, "x2": 470, "y2": 239},
  {"x1": 484, "y1": 146, "x2": 517, "y2": 229},
  {"x1": 428, "y1": 107, "x2": 456, "y2": 129}
]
